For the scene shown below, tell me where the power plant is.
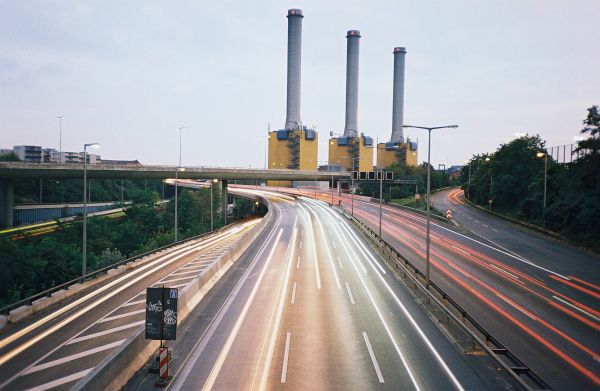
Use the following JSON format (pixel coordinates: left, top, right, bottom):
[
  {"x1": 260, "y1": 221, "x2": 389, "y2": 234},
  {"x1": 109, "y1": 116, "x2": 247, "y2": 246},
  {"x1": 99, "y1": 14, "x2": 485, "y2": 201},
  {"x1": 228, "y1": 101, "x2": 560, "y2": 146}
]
[
  {"x1": 376, "y1": 47, "x2": 418, "y2": 168},
  {"x1": 328, "y1": 30, "x2": 374, "y2": 173},
  {"x1": 267, "y1": 10, "x2": 418, "y2": 185},
  {"x1": 268, "y1": 9, "x2": 318, "y2": 186}
]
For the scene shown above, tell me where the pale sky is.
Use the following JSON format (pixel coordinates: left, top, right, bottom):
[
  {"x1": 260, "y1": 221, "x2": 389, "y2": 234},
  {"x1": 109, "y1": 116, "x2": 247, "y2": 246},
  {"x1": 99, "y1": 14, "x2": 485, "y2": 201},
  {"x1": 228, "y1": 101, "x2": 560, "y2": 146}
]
[{"x1": 1, "y1": 1, "x2": 598, "y2": 168}]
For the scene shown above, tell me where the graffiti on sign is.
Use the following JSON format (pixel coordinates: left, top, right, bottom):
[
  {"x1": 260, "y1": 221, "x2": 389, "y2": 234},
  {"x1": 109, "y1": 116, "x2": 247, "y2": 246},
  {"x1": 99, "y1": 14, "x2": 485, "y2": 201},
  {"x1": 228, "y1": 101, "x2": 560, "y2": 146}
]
[{"x1": 145, "y1": 287, "x2": 178, "y2": 340}]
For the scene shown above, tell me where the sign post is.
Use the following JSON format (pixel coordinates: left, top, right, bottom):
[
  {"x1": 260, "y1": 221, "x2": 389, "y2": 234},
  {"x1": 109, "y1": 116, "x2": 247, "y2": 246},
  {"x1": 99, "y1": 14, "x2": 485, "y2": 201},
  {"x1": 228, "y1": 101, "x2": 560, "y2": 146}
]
[{"x1": 145, "y1": 286, "x2": 178, "y2": 387}]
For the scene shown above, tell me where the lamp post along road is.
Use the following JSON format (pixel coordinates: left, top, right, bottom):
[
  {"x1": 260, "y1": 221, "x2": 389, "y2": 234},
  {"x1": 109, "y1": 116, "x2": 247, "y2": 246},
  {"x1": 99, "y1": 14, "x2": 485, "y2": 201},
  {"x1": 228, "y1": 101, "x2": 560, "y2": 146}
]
[
  {"x1": 57, "y1": 116, "x2": 65, "y2": 163},
  {"x1": 403, "y1": 124, "x2": 458, "y2": 288},
  {"x1": 537, "y1": 152, "x2": 548, "y2": 223},
  {"x1": 374, "y1": 143, "x2": 399, "y2": 236},
  {"x1": 174, "y1": 127, "x2": 185, "y2": 242},
  {"x1": 82, "y1": 142, "x2": 100, "y2": 277}
]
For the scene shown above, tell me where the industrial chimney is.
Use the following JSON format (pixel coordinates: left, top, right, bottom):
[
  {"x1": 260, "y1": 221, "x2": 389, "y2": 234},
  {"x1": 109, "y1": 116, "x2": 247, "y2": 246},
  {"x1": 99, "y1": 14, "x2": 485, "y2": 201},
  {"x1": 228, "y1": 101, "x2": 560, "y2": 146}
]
[
  {"x1": 343, "y1": 30, "x2": 361, "y2": 138},
  {"x1": 284, "y1": 9, "x2": 303, "y2": 131},
  {"x1": 390, "y1": 47, "x2": 406, "y2": 143}
]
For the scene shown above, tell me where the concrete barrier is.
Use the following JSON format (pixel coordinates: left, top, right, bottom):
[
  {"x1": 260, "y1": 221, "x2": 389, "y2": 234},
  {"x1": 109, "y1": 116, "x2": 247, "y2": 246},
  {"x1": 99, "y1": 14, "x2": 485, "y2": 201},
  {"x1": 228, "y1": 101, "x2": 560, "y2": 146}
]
[
  {"x1": 8, "y1": 305, "x2": 33, "y2": 323},
  {"x1": 73, "y1": 206, "x2": 274, "y2": 391},
  {"x1": 0, "y1": 315, "x2": 7, "y2": 330}
]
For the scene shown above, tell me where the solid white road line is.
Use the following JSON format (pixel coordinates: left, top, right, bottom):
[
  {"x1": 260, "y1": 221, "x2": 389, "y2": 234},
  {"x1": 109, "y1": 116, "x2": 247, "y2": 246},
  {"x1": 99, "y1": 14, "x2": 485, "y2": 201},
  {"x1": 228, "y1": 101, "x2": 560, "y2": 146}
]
[
  {"x1": 291, "y1": 282, "x2": 297, "y2": 304},
  {"x1": 312, "y1": 209, "x2": 342, "y2": 289},
  {"x1": 159, "y1": 275, "x2": 196, "y2": 284},
  {"x1": 0, "y1": 229, "x2": 239, "y2": 368},
  {"x1": 256, "y1": 222, "x2": 298, "y2": 390},
  {"x1": 98, "y1": 309, "x2": 145, "y2": 323},
  {"x1": 363, "y1": 332, "x2": 384, "y2": 383},
  {"x1": 300, "y1": 206, "x2": 322, "y2": 290},
  {"x1": 170, "y1": 269, "x2": 203, "y2": 276},
  {"x1": 121, "y1": 299, "x2": 146, "y2": 307},
  {"x1": 24, "y1": 368, "x2": 93, "y2": 391},
  {"x1": 496, "y1": 294, "x2": 536, "y2": 320},
  {"x1": 67, "y1": 321, "x2": 144, "y2": 344},
  {"x1": 345, "y1": 282, "x2": 355, "y2": 305},
  {"x1": 489, "y1": 264, "x2": 520, "y2": 280},
  {"x1": 180, "y1": 265, "x2": 207, "y2": 271},
  {"x1": 168, "y1": 210, "x2": 283, "y2": 391},
  {"x1": 24, "y1": 340, "x2": 124, "y2": 374},
  {"x1": 552, "y1": 295, "x2": 600, "y2": 322},
  {"x1": 318, "y1": 202, "x2": 465, "y2": 391},
  {"x1": 281, "y1": 332, "x2": 291, "y2": 383},
  {"x1": 201, "y1": 229, "x2": 284, "y2": 391}
]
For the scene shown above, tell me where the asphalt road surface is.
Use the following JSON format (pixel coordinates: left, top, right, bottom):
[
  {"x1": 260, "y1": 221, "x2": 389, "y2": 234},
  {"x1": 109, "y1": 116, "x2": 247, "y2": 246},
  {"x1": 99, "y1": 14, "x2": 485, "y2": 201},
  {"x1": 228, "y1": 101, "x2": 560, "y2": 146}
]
[
  {"x1": 130, "y1": 189, "x2": 512, "y2": 390},
  {"x1": 269, "y1": 185, "x2": 600, "y2": 390},
  {"x1": 0, "y1": 220, "x2": 258, "y2": 391}
]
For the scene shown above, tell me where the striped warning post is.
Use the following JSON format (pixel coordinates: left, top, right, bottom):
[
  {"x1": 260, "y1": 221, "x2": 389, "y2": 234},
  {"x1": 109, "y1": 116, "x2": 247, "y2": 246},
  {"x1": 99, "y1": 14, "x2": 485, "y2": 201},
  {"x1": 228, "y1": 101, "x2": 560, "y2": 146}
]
[{"x1": 159, "y1": 347, "x2": 169, "y2": 379}]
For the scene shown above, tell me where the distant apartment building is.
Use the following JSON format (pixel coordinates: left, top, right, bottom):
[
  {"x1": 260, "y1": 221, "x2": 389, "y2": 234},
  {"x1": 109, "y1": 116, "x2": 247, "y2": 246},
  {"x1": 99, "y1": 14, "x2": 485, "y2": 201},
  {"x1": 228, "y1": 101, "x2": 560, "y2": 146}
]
[
  {"x1": 42, "y1": 148, "x2": 60, "y2": 163},
  {"x1": 3, "y1": 145, "x2": 137, "y2": 166},
  {"x1": 13, "y1": 145, "x2": 43, "y2": 162},
  {"x1": 61, "y1": 151, "x2": 101, "y2": 164}
]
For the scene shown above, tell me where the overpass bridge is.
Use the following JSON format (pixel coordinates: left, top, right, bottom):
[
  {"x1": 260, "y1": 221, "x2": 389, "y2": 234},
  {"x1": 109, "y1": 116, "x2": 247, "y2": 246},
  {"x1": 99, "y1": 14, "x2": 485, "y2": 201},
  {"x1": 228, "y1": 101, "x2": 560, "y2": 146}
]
[{"x1": 0, "y1": 162, "x2": 349, "y2": 228}]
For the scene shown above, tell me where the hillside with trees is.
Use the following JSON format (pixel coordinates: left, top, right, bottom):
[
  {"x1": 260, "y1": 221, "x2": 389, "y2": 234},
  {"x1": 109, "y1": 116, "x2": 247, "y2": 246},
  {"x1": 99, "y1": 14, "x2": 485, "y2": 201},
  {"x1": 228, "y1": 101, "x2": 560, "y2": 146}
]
[
  {"x1": 461, "y1": 105, "x2": 600, "y2": 251},
  {"x1": 0, "y1": 186, "x2": 257, "y2": 308}
]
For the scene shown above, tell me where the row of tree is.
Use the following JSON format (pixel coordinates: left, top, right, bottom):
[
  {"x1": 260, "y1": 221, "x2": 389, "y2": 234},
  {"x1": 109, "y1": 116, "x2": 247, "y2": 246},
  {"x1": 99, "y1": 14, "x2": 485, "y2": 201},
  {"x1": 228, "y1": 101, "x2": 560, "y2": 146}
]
[
  {"x1": 0, "y1": 186, "x2": 257, "y2": 308},
  {"x1": 461, "y1": 106, "x2": 600, "y2": 251}
]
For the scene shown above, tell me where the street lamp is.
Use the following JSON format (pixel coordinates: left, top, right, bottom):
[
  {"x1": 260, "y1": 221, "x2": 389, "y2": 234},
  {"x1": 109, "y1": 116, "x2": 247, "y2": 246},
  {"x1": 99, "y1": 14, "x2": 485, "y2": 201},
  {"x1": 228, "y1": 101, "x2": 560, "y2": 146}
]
[
  {"x1": 536, "y1": 152, "x2": 548, "y2": 222},
  {"x1": 82, "y1": 142, "x2": 100, "y2": 277},
  {"x1": 57, "y1": 116, "x2": 65, "y2": 163},
  {"x1": 174, "y1": 167, "x2": 185, "y2": 242},
  {"x1": 373, "y1": 142, "x2": 400, "y2": 237},
  {"x1": 211, "y1": 179, "x2": 219, "y2": 230},
  {"x1": 174, "y1": 127, "x2": 185, "y2": 243},
  {"x1": 484, "y1": 157, "x2": 492, "y2": 209},
  {"x1": 403, "y1": 124, "x2": 458, "y2": 288}
]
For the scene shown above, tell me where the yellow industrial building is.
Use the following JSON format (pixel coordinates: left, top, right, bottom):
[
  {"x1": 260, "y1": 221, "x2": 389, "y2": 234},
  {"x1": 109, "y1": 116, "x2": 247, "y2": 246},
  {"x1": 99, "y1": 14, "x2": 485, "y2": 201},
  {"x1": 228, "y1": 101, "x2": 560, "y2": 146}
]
[
  {"x1": 376, "y1": 139, "x2": 418, "y2": 169},
  {"x1": 328, "y1": 135, "x2": 373, "y2": 172},
  {"x1": 267, "y1": 128, "x2": 318, "y2": 187}
]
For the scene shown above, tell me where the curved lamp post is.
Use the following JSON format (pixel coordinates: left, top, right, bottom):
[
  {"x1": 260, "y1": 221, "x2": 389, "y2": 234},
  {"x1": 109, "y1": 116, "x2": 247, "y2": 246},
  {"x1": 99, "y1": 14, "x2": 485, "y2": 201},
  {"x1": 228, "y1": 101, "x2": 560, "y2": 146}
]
[
  {"x1": 82, "y1": 142, "x2": 100, "y2": 277},
  {"x1": 402, "y1": 124, "x2": 458, "y2": 288}
]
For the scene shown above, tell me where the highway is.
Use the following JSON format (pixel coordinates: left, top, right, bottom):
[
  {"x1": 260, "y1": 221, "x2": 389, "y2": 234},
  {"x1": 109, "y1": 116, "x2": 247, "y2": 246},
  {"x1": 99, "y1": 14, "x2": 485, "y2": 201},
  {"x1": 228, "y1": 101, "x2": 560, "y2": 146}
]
[
  {"x1": 0, "y1": 220, "x2": 259, "y2": 391},
  {"x1": 128, "y1": 188, "x2": 510, "y2": 390},
  {"x1": 269, "y1": 185, "x2": 600, "y2": 390}
]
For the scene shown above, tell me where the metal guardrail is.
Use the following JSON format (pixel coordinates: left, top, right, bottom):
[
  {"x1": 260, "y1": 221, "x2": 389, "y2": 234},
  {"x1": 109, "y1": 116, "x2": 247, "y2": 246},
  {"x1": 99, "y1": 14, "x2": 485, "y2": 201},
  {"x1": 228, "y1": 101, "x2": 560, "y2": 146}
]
[
  {"x1": 0, "y1": 226, "x2": 227, "y2": 315},
  {"x1": 336, "y1": 207, "x2": 551, "y2": 391}
]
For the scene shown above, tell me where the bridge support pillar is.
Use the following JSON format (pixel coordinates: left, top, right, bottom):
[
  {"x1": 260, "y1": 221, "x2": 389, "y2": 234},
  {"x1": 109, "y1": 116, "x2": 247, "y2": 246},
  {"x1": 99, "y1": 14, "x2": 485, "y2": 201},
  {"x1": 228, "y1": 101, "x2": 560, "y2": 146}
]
[
  {"x1": 221, "y1": 180, "x2": 228, "y2": 226},
  {"x1": 0, "y1": 179, "x2": 14, "y2": 229}
]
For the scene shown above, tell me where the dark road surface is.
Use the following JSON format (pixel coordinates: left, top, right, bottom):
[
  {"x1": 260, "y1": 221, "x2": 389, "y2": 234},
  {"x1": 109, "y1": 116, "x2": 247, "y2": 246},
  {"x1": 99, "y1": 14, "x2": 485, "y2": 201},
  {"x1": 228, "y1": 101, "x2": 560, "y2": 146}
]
[{"x1": 129, "y1": 189, "x2": 507, "y2": 390}]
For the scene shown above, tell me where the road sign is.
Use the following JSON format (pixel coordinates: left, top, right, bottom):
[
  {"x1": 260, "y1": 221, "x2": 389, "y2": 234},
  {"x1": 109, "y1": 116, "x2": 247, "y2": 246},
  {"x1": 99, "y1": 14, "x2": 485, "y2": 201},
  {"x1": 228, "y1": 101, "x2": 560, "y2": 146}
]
[{"x1": 145, "y1": 287, "x2": 178, "y2": 341}]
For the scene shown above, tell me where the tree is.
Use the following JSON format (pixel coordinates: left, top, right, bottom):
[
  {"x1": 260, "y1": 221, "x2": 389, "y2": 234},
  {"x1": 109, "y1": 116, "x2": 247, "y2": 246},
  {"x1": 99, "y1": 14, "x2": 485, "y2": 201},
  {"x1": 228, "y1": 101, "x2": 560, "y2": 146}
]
[{"x1": 575, "y1": 105, "x2": 600, "y2": 154}]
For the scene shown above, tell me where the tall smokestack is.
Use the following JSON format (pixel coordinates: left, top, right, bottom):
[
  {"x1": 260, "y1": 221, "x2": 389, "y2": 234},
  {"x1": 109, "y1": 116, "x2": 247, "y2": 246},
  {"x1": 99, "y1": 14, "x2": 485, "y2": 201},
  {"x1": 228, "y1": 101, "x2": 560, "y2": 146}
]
[
  {"x1": 344, "y1": 30, "x2": 361, "y2": 138},
  {"x1": 285, "y1": 9, "x2": 303, "y2": 131},
  {"x1": 390, "y1": 47, "x2": 406, "y2": 143}
]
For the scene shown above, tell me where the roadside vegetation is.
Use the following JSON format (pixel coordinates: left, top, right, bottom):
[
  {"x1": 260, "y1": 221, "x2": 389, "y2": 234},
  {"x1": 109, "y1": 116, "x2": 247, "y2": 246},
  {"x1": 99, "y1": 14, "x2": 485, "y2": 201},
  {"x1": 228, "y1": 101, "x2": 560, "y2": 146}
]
[
  {"x1": 461, "y1": 105, "x2": 600, "y2": 251},
  {"x1": 356, "y1": 163, "x2": 459, "y2": 203},
  {"x1": 0, "y1": 187, "x2": 257, "y2": 308}
]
